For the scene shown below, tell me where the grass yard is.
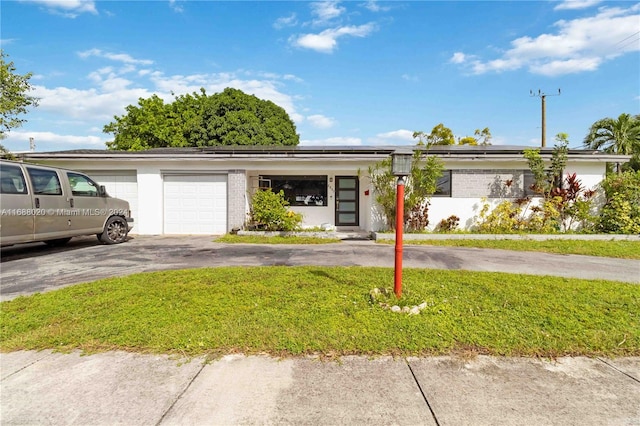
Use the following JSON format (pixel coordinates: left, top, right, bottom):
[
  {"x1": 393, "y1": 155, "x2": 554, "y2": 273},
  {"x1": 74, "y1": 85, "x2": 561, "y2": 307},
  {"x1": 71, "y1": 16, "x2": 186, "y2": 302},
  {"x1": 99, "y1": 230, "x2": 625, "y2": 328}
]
[
  {"x1": 1, "y1": 267, "x2": 638, "y2": 358},
  {"x1": 380, "y1": 239, "x2": 640, "y2": 259},
  {"x1": 216, "y1": 235, "x2": 341, "y2": 244}
]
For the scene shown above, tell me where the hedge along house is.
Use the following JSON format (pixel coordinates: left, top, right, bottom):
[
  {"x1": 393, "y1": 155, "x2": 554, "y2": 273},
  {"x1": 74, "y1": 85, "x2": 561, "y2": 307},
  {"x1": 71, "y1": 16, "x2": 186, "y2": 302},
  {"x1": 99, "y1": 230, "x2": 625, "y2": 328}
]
[{"x1": 19, "y1": 145, "x2": 627, "y2": 235}]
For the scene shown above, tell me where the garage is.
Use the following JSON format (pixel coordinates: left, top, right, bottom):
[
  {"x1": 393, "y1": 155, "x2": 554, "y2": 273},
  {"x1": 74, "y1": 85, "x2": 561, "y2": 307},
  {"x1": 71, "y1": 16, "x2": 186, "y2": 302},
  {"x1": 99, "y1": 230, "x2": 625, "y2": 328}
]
[
  {"x1": 87, "y1": 171, "x2": 138, "y2": 232},
  {"x1": 163, "y1": 174, "x2": 227, "y2": 234}
]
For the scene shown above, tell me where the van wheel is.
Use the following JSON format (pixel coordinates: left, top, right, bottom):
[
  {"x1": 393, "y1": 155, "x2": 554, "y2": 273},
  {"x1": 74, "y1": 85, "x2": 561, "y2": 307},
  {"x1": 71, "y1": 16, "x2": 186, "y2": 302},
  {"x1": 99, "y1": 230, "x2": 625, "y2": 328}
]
[
  {"x1": 44, "y1": 238, "x2": 71, "y2": 247},
  {"x1": 98, "y1": 216, "x2": 128, "y2": 244}
]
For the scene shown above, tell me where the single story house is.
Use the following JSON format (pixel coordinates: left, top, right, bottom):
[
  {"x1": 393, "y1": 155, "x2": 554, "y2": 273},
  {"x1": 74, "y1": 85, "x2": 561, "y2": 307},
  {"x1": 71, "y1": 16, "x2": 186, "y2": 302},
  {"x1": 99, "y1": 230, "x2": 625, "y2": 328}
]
[{"x1": 19, "y1": 145, "x2": 628, "y2": 235}]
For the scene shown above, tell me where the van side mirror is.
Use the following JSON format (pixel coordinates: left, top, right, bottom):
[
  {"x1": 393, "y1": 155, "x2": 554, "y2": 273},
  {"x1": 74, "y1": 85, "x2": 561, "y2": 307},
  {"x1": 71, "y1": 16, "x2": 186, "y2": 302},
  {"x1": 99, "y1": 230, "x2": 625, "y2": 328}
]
[{"x1": 99, "y1": 185, "x2": 107, "y2": 197}]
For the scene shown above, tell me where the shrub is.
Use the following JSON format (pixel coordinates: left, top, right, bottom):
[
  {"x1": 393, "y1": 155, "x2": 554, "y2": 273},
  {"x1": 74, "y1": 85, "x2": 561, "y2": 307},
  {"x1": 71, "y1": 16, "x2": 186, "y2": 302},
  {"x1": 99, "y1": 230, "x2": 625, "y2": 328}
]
[
  {"x1": 476, "y1": 136, "x2": 597, "y2": 234},
  {"x1": 407, "y1": 201, "x2": 430, "y2": 232},
  {"x1": 475, "y1": 197, "x2": 561, "y2": 234},
  {"x1": 249, "y1": 189, "x2": 302, "y2": 231},
  {"x1": 436, "y1": 215, "x2": 460, "y2": 232},
  {"x1": 598, "y1": 171, "x2": 640, "y2": 234},
  {"x1": 368, "y1": 151, "x2": 444, "y2": 231}
]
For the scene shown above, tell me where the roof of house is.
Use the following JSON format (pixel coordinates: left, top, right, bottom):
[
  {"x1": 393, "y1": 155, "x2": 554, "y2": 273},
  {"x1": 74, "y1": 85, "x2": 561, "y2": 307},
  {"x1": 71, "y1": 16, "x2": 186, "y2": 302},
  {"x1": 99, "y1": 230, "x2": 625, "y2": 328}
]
[{"x1": 17, "y1": 145, "x2": 631, "y2": 162}]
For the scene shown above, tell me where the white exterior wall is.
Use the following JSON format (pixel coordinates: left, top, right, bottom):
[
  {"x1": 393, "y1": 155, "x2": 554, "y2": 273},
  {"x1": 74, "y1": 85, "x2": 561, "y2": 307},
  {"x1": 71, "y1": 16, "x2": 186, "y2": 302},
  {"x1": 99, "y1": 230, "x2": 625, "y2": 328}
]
[
  {"x1": 29, "y1": 154, "x2": 610, "y2": 234},
  {"x1": 366, "y1": 159, "x2": 608, "y2": 232}
]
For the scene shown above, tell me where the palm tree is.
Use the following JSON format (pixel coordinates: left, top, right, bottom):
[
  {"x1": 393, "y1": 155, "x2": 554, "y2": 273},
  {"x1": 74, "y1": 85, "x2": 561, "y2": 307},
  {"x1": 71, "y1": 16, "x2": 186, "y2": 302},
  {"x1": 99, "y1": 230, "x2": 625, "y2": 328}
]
[{"x1": 583, "y1": 113, "x2": 640, "y2": 155}]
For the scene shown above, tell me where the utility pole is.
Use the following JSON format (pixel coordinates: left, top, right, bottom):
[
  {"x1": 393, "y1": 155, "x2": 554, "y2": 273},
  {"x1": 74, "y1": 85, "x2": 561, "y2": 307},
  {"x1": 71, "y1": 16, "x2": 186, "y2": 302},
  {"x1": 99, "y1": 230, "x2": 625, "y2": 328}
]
[{"x1": 530, "y1": 89, "x2": 561, "y2": 147}]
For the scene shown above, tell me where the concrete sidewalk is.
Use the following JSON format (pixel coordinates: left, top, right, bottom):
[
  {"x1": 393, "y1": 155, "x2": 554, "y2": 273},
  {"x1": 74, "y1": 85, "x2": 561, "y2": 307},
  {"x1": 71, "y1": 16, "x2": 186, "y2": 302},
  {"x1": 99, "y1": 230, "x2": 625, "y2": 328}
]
[{"x1": 1, "y1": 350, "x2": 639, "y2": 425}]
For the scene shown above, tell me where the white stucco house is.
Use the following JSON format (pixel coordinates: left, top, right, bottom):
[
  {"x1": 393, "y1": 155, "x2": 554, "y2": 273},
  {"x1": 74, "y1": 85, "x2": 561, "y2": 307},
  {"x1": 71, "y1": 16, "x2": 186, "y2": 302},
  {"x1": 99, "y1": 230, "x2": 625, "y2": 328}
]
[{"x1": 19, "y1": 145, "x2": 628, "y2": 235}]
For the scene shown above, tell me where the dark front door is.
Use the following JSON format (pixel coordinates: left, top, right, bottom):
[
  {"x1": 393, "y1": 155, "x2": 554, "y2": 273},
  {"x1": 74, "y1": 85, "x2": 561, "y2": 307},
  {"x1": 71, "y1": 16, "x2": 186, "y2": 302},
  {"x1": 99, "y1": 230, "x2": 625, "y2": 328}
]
[{"x1": 335, "y1": 176, "x2": 359, "y2": 226}]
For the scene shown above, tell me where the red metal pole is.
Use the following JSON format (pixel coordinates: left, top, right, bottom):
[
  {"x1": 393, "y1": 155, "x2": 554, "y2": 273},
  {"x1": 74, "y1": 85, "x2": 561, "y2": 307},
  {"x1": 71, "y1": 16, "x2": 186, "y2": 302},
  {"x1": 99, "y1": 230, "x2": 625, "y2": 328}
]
[{"x1": 394, "y1": 177, "x2": 405, "y2": 298}]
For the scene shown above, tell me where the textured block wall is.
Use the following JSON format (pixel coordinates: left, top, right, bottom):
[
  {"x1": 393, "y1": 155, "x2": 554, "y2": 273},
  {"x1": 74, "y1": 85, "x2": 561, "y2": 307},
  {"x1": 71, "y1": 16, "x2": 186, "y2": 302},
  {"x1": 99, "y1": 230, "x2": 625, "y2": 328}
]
[
  {"x1": 227, "y1": 170, "x2": 247, "y2": 231},
  {"x1": 451, "y1": 169, "x2": 529, "y2": 198}
]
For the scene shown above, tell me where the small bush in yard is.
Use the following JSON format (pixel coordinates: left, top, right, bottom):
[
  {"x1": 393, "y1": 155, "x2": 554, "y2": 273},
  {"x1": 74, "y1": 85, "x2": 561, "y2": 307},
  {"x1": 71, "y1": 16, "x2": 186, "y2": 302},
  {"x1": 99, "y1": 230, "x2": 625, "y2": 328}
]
[
  {"x1": 249, "y1": 189, "x2": 302, "y2": 231},
  {"x1": 436, "y1": 215, "x2": 460, "y2": 232},
  {"x1": 598, "y1": 171, "x2": 640, "y2": 234}
]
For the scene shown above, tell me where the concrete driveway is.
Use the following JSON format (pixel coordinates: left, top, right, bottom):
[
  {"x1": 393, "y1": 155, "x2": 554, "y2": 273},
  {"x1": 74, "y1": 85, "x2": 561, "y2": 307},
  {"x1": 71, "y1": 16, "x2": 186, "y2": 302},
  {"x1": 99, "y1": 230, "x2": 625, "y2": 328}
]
[{"x1": 1, "y1": 235, "x2": 638, "y2": 301}]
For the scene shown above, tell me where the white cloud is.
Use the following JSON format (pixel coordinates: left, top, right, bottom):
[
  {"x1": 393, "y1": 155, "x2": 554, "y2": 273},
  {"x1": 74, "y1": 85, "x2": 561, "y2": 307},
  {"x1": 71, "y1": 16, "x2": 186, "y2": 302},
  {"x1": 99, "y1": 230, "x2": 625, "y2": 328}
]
[
  {"x1": 169, "y1": 0, "x2": 184, "y2": 13},
  {"x1": 283, "y1": 74, "x2": 304, "y2": 83},
  {"x1": 32, "y1": 84, "x2": 153, "y2": 121},
  {"x1": 401, "y1": 74, "x2": 419, "y2": 82},
  {"x1": 78, "y1": 49, "x2": 154, "y2": 66},
  {"x1": 17, "y1": 50, "x2": 307, "y2": 150},
  {"x1": 300, "y1": 136, "x2": 362, "y2": 146},
  {"x1": 274, "y1": 13, "x2": 297, "y2": 29},
  {"x1": 376, "y1": 130, "x2": 415, "y2": 141},
  {"x1": 452, "y1": 5, "x2": 640, "y2": 76},
  {"x1": 367, "y1": 129, "x2": 416, "y2": 145},
  {"x1": 307, "y1": 114, "x2": 336, "y2": 129},
  {"x1": 22, "y1": 0, "x2": 97, "y2": 17},
  {"x1": 3, "y1": 130, "x2": 106, "y2": 149},
  {"x1": 529, "y1": 57, "x2": 602, "y2": 76},
  {"x1": 362, "y1": 1, "x2": 390, "y2": 13},
  {"x1": 310, "y1": 1, "x2": 345, "y2": 25},
  {"x1": 449, "y1": 52, "x2": 467, "y2": 64},
  {"x1": 290, "y1": 23, "x2": 376, "y2": 53},
  {"x1": 554, "y1": 0, "x2": 602, "y2": 11}
]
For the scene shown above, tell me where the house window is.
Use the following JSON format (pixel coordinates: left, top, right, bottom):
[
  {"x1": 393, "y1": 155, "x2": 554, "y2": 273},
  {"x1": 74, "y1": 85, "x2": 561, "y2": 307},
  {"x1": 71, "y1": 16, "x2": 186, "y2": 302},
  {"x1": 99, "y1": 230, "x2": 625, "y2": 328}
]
[
  {"x1": 260, "y1": 175, "x2": 327, "y2": 206},
  {"x1": 433, "y1": 171, "x2": 451, "y2": 197}
]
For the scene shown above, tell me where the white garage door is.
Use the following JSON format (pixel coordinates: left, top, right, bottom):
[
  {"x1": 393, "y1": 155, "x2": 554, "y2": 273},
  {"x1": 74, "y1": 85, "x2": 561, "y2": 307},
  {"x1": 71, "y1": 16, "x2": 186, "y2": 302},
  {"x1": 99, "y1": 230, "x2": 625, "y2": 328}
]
[
  {"x1": 163, "y1": 174, "x2": 227, "y2": 235},
  {"x1": 88, "y1": 172, "x2": 138, "y2": 232}
]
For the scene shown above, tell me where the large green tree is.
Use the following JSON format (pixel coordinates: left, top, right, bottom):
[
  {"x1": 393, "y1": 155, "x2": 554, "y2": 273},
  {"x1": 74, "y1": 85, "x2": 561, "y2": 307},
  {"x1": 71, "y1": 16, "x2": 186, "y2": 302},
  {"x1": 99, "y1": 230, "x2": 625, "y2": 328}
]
[
  {"x1": 104, "y1": 87, "x2": 299, "y2": 150},
  {"x1": 0, "y1": 51, "x2": 39, "y2": 143}
]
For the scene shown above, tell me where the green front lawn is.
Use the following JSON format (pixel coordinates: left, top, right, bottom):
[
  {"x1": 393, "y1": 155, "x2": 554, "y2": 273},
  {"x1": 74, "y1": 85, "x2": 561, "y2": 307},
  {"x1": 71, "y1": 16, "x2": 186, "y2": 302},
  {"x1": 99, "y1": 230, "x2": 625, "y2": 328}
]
[
  {"x1": 2, "y1": 267, "x2": 638, "y2": 358},
  {"x1": 380, "y1": 239, "x2": 640, "y2": 259}
]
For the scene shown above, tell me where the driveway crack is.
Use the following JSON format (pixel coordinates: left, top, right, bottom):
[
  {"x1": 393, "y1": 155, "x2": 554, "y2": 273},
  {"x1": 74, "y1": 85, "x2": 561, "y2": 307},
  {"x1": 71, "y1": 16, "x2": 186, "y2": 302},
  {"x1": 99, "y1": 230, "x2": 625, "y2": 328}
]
[
  {"x1": 405, "y1": 358, "x2": 441, "y2": 426},
  {"x1": 596, "y1": 357, "x2": 640, "y2": 384},
  {"x1": 156, "y1": 358, "x2": 208, "y2": 426}
]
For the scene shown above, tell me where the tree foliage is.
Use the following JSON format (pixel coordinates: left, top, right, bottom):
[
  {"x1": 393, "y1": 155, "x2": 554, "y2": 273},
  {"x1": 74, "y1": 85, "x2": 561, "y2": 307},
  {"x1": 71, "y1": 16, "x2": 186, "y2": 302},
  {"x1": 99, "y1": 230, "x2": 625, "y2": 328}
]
[
  {"x1": 584, "y1": 113, "x2": 640, "y2": 155},
  {"x1": 598, "y1": 171, "x2": 640, "y2": 234},
  {"x1": 413, "y1": 124, "x2": 455, "y2": 146},
  {"x1": 473, "y1": 127, "x2": 492, "y2": 145},
  {"x1": 0, "y1": 51, "x2": 39, "y2": 140},
  {"x1": 368, "y1": 150, "x2": 444, "y2": 231},
  {"x1": 104, "y1": 88, "x2": 299, "y2": 150},
  {"x1": 524, "y1": 133, "x2": 568, "y2": 199},
  {"x1": 414, "y1": 125, "x2": 492, "y2": 146},
  {"x1": 458, "y1": 136, "x2": 477, "y2": 145}
]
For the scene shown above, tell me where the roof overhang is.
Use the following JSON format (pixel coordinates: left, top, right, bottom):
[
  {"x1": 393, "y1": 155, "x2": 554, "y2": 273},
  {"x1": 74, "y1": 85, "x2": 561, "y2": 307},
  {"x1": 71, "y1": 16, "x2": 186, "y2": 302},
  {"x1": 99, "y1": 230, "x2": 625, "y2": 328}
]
[{"x1": 17, "y1": 145, "x2": 632, "y2": 163}]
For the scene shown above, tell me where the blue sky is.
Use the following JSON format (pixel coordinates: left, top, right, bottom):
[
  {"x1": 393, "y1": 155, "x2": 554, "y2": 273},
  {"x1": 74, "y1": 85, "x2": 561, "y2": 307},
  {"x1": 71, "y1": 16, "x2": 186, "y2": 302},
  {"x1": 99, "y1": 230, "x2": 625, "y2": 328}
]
[{"x1": 1, "y1": 0, "x2": 639, "y2": 152}]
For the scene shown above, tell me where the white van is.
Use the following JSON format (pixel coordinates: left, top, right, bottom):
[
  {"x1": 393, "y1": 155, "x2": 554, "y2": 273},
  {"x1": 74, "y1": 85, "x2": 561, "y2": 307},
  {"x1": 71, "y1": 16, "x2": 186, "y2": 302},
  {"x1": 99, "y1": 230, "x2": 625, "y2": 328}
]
[{"x1": 0, "y1": 159, "x2": 134, "y2": 247}]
